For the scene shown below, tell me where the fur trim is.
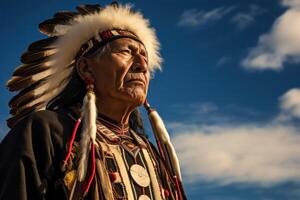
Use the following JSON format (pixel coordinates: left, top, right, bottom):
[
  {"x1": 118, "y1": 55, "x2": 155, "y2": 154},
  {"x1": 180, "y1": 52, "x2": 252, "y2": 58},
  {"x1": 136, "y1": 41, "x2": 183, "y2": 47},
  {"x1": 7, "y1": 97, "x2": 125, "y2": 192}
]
[{"x1": 51, "y1": 4, "x2": 161, "y2": 76}]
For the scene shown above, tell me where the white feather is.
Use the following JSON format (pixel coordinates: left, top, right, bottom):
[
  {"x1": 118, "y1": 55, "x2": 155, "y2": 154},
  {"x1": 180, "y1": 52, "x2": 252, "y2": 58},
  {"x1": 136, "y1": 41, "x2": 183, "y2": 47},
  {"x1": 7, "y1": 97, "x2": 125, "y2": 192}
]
[
  {"x1": 77, "y1": 90, "x2": 97, "y2": 181},
  {"x1": 148, "y1": 110, "x2": 182, "y2": 181}
]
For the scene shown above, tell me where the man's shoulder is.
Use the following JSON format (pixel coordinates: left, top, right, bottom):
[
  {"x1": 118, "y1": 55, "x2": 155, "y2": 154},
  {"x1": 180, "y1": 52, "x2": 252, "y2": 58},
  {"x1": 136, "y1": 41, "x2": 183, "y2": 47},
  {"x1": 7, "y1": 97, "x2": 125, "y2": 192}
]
[
  {"x1": 28, "y1": 108, "x2": 73, "y2": 120},
  {"x1": 2, "y1": 108, "x2": 77, "y2": 143},
  {"x1": 19, "y1": 108, "x2": 77, "y2": 128}
]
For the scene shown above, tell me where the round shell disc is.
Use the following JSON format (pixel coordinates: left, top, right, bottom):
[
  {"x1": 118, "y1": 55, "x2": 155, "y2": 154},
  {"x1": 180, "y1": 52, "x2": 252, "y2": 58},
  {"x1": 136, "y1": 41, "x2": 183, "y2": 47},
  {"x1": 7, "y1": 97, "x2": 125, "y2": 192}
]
[
  {"x1": 130, "y1": 164, "x2": 150, "y2": 187},
  {"x1": 138, "y1": 194, "x2": 151, "y2": 200}
]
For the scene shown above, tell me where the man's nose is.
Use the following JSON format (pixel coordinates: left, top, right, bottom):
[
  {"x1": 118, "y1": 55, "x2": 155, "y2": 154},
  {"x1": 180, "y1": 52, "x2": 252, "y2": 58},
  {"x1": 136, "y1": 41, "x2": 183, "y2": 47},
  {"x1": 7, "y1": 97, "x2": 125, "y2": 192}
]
[{"x1": 132, "y1": 53, "x2": 148, "y2": 73}]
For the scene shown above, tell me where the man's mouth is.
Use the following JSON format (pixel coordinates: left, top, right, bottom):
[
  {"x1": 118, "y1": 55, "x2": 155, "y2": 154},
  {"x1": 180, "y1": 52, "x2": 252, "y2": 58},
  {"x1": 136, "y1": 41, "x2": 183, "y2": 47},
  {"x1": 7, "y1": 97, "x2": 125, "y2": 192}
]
[{"x1": 125, "y1": 79, "x2": 145, "y2": 86}]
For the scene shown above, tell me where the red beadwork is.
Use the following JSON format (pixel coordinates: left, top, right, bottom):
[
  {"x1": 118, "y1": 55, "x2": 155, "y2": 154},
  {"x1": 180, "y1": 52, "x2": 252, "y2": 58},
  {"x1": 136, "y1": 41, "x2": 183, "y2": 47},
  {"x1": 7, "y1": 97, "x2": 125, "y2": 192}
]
[
  {"x1": 174, "y1": 176, "x2": 183, "y2": 200},
  {"x1": 84, "y1": 143, "x2": 96, "y2": 194},
  {"x1": 164, "y1": 189, "x2": 170, "y2": 197},
  {"x1": 109, "y1": 172, "x2": 118, "y2": 182},
  {"x1": 62, "y1": 118, "x2": 81, "y2": 167},
  {"x1": 84, "y1": 78, "x2": 94, "y2": 86},
  {"x1": 84, "y1": 78, "x2": 94, "y2": 91},
  {"x1": 101, "y1": 30, "x2": 113, "y2": 40}
]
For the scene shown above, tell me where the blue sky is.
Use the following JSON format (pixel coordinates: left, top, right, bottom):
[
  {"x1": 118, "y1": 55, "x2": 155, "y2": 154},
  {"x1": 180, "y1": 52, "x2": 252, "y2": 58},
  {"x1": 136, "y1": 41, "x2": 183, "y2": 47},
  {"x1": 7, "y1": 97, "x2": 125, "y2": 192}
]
[{"x1": 1, "y1": 0, "x2": 300, "y2": 199}]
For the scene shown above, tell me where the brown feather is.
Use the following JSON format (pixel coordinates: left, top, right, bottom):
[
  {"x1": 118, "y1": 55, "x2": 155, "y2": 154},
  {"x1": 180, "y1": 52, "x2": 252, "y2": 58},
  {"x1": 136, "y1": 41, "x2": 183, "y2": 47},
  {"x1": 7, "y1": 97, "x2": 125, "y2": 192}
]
[
  {"x1": 8, "y1": 80, "x2": 45, "y2": 107},
  {"x1": 110, "y1": 2, "x2": 119, "y2": 8},
  {"x1": 9, "y1": 89, "x2": 45, "y2": 109},
  {"x1": 28, "y1": 37, "x2": 57, "y2": 51},
  {"x1": 53, "y1": 11, "x2": 79, "y2": 21},
  {"x1": 76, "y1": 4, "x2": 101, "y2": 15},
  {"x1": 9, "y1": 72, "x2": 72, "y2": 108},
  {"x1": 39, "y1": 18, "x2": 72, "y2": 36},
  {"x1": 7, "y1": 69, "x2": 52, "y2": 92},
  {"x1": 13, "y1": 60, "x2": 52, "y2": 77},
  {"x1": 21, "y1": 49, "x2": 57, "y2": 64},
  {"x1": 9, "y1": 64, "x2": 74, "y2": 107},
  {"x1": 10, "y1": 100, "x2": 46, "y2": 115}
]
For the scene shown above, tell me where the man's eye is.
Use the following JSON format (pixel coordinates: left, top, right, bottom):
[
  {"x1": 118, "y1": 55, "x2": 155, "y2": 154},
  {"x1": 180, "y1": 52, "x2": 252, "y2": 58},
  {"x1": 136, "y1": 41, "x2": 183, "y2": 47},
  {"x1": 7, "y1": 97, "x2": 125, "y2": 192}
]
[{"x1": 119, "y1": 49, "x2": 131, "y2": 54}]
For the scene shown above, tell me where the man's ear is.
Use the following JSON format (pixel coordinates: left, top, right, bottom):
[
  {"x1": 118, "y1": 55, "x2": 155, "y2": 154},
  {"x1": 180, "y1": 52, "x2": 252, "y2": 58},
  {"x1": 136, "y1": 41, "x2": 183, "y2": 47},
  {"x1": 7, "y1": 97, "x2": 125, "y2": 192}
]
[{"x1": 76, "y1": 57, "x2": 95, "y2": 81}]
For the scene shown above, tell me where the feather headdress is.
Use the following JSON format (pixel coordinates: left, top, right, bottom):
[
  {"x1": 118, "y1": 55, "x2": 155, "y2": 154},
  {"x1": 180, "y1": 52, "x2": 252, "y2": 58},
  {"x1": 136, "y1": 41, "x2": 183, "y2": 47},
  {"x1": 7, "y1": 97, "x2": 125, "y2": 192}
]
[{"x1": 7, "y1": 3, "x2": 162, "y2": 127}]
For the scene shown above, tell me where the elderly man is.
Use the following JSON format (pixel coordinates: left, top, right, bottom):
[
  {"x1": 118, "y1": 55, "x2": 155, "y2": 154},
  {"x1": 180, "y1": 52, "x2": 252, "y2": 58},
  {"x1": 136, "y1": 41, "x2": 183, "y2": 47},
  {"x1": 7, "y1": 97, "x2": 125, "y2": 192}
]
[{"x1": 0, "y1": 3, "x2": 186, "y2": 200}]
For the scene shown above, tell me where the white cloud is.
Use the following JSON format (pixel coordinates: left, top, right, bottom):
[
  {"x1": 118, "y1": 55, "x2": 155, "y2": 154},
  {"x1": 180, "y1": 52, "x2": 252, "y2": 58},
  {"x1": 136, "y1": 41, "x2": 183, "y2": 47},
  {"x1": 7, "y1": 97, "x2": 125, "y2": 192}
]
[
  {"x1": 193, "y1": 102, "x2": 219, "y2": 114},
  {"x1": 231, "y1": 5, "x2": 264, "y2": 30},
  {"x1": 170, "y1": 102, "x2": 218, "y2": 115},
  {"x1": 282, "y1": 0, "x2": 300, "y2": 7},
  {"x1": 169, "y1": 87, "x2": 300, "y2": 186},
  {"x1": 178, "y1": 6, "x2": 236, "y2": 27},
  {"x1": 278, "y1": 88, "x2": 300, "y2": 120},
  {"x1": 242, "y1": 1, "x2": 300, "y2": 70},
  {"x1": 172, "y1": 123, "x2": 300, "y2": 186}
]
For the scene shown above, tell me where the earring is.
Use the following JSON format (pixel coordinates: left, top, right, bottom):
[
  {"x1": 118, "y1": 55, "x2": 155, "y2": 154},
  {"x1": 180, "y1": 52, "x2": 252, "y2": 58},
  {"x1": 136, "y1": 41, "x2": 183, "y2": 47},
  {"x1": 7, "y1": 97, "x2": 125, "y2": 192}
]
[{"x1": 84, "y1": 78, "x2": 94, "y2": 92}]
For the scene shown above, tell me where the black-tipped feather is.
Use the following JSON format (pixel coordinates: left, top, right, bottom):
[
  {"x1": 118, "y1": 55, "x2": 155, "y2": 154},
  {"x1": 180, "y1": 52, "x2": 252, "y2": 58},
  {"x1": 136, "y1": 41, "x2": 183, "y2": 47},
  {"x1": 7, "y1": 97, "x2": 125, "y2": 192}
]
[
  {"x1": 110, "y1": 2, "x2": 119, "y2": 8},
  {"x1": 13, "y1": 61, "x2": 52, "y2": 77},
  {"x1": 21, "y1": 49, "x2": 57, "y2": 64},
  {"x1": 7, "y1": 71, "x2": 51, "y2": 92},
  {"x1": 9, "y1": 72, "x2": 72, "y2": 109},
  {"x1": 10, "y1": 101, "x2": 46, "y2": 116},
  {"x1": 53, "y1": 11, "x2": 79, "y2": 21},
  {"x1": 8, "y1": 81, "x2": 44, "y2": 107},
  {"x1": 28, "y1": 37, "x2": 57, "y2": 51},
  {"x1": 10, "y1": 92, "x2": 48, "y2": 114},
  {"x1": 76, "y1": 4, "x2": 102, "y2": 15},
  {"x1": 39, "y1": 18, "x2": 72, "y2": 36},
  {"x1": 9, "y1": 63, "x2": 74, "y2": 104},
  {"x1": 10, "y1": 87, "x2": 47, "y2": 109}
]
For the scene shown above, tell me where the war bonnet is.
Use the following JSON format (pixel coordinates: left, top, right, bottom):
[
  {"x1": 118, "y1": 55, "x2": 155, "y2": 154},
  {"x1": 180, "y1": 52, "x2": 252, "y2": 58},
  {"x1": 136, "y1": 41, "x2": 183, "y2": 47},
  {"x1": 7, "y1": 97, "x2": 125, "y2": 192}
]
[{"x1": 6, "y1": 3, "x2": 162, "y2": 127}]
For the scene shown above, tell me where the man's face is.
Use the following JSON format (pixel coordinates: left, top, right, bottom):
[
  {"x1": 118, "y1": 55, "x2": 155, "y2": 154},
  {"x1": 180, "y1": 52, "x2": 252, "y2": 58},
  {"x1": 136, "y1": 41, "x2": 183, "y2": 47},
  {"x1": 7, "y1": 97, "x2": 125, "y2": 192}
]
[{"x1": 88, "y1": 38, "x2": 150, "y2": 106}]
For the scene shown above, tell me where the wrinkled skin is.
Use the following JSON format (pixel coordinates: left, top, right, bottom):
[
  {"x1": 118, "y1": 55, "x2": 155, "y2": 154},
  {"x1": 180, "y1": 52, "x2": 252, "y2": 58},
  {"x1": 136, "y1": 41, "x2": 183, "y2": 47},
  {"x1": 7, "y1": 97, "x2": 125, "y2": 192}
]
[{"x1": 77, "y1": 38, "x2": 150, "y2": 123}]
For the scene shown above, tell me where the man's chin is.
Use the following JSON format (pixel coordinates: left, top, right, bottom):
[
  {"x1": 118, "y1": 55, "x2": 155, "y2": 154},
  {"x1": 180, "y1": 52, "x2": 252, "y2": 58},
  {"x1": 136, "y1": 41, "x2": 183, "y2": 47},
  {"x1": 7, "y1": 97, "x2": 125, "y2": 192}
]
[{"x1": 122, "y1": 88, "x2": 146, "y2": 105}]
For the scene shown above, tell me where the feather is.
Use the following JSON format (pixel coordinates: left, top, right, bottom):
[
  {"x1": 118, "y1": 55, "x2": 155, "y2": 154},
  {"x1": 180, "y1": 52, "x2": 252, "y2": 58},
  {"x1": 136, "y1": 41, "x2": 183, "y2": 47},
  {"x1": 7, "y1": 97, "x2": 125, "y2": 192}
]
[
  {"x1": 53, "y1": 11, "x2": 79, "y2": 21},
  {"x1": 110, "y1": 2, "x2": 119, "y2": 8},
  {"x1": 28, "y1": 37, "x2": 58, "y2": 51},
  {"x1": 10, "y1": 71, "x2": 70, "y2": 113},
  {"x1": 13, "y1": 60, "x2": 53, "y2": 77},
  {"x1": 8, "y1": 81, "x2": 44, "y2": 107},
  {"x1": 21, "y1": 49, "x2": 57, "y2": 64},
  {"x1": 39, "y1": 18, "x2": 72, "y2": 36},
  {"x1": 78, "y1": 90, "x2": 97, "y2": 181},
  {"x1": 76, "y1": 4, "x2": 102, "y2": 15},
  {"x1": 10, "y1": 86, "x2": 65, "y2": 115},
  {"x1": 9, "y1": 74, "x2": 71, "y2": 109},
  {"x1": 8, "y1": 60, "x2": 73, "y2": 92},
  {"x1": 10, "y1": 100, "x2": 46, "y2": 115},
  {"x1": 147, "y1": 108, "x2": 182, "y2": 181},
  {"x1": 7, "y1": 69, "x2": 53, "y2": 91}
]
